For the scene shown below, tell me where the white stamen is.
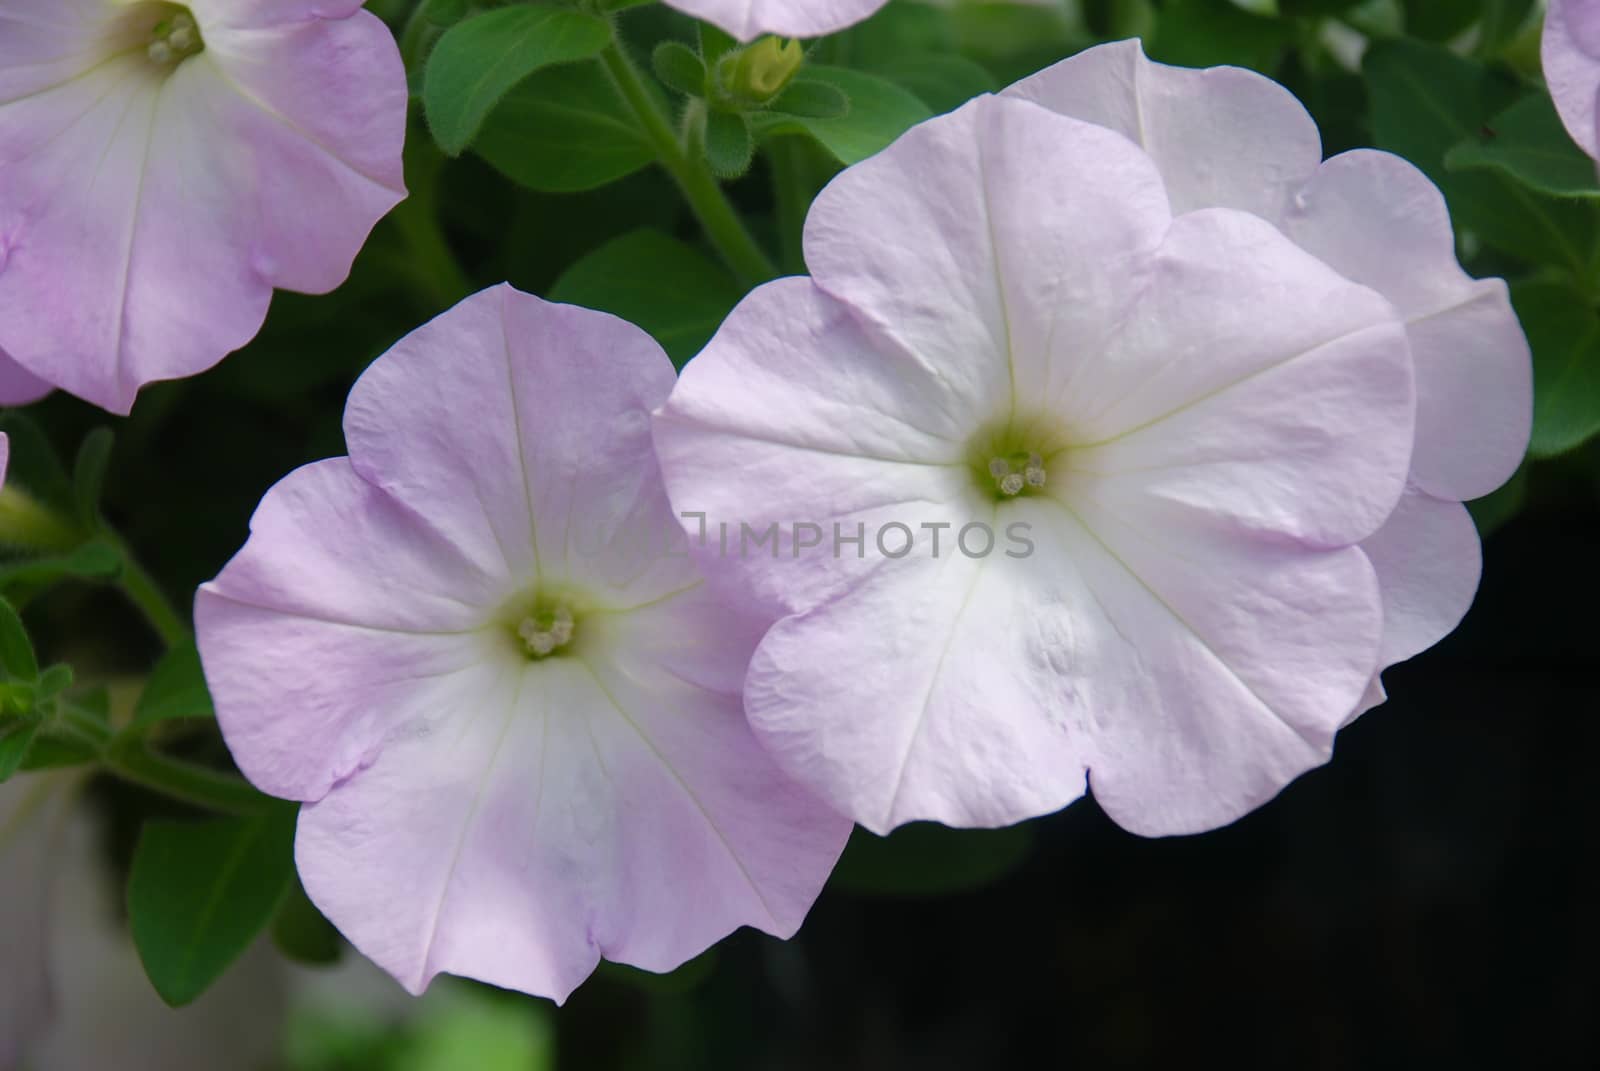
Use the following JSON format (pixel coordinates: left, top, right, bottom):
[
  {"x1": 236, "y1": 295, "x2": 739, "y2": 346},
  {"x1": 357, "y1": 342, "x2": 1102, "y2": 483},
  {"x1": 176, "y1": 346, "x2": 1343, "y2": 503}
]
[
  {"x1": 1024, "y1": 465, "x2": 1046, "y2": 488},
  {"x1": 147, "y1": 40, "x2": 174, "y2": 64},
  {"x1": 999, "y1": 473, "x2": 1025, "y2": 496},
  {"x1": 517, "y1": 603, "x2": 576, "y2": 658},
  {"x1": 988, "y1": 458, "x2": 1011, "y2": 479}
]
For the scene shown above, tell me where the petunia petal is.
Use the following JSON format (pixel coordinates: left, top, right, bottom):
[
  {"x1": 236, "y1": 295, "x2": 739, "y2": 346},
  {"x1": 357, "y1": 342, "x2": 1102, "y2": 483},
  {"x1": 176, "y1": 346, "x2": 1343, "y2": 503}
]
[
  {"x1": 803, "y1": 94, "x2": 1170, "y2": 417},
  {"x1": 298, "y1": 615, "x2": 848, "y2": 1002},
  {"x1": 1278, "y1": 150, "x2": 1532, "y2": 502},
  {"x1": 662, "y1": 0, "x2": 890, "y2": 42},
  {"x1": 344, "y1": 286, "x2": 686, "y2": 603},
  {"x1": 197, "y1": 458, "x2": 505, "y2": 801},
  {"x1": 1005, "y1": 38, "x2": 1323, "y2": 218},
  {"x1": 0, "y1": 352, "x2": 51, "y2": 406},
  {"x1": 653, "y1": 276, "x2": 974, "y2": 618},
  {"x1": 1545, "y1": 0, "x2": 1600, "y2": 157},
  {"x1": 1358, "y1": 486, "x2": 1482, "y2": 669},
  {"x1": 1062, "y1": 208, "x2": 1414, "y2": 550}
]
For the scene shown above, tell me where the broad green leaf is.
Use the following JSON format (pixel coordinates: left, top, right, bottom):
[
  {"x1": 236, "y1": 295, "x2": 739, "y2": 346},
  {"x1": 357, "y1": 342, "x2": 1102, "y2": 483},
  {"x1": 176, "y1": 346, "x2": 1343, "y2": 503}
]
[
  {"x1": 704, "y1": 109, "x2": 753, "y2": 178},
  {"x1": 71, "y1": 428, "x2": 113, "y2": 527},
  {"x1": 872, "y1": 52, "x2": 996, "y2": 115},
  {"x1": 1512, "y1": 279, "x2": 1600, "y2": 458},
  {"x1": 475, "y1": 64, "x2": 655, "y2": 193},
  {"x1": 399, "y1": 0, "x2": 496, "y2": 94},
  {"x1": 754, "y1": 66, "x2": 931, "y2": 165},
  {"x1": 128, "y1": 805, "x2": 297, "y2": 1007},
  {"x1": 131, "y1": 639, "x2": 214, "y2": 729},
  {"x1": 272, "y1": 874, "x2": 342, "y2": 966},
  {"x1": 0, "y1": 597, "x2": 38, "y2": 680},
  {"x1": 423, "y1": 4, "x2": 611, "y2": 156},
  {"x1": 1446, "y1": 93, "x2": 1600, "y2": 199},
  {"x1": 548, "y1": 228, "x2": 744, "y2": 366},
  {"x1": 1365, "y1": 39, "x2": 1600, "y2": 273},
  {"x1": 1149, "y1": 0, "x2": 1294, "y2": 74},
  {"x1": 830, "y1": 822, "x2": 1034, "y2": 897}
]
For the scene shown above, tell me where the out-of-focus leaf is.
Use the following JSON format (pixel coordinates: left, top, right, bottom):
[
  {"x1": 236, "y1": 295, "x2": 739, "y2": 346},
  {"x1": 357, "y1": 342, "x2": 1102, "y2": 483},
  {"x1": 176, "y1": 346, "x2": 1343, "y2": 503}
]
[
  {"x1": 873, "y1": 52, "x2": 996, "y2": 115},
  {"x1": 132, "y1": 639, "x2": 215, "y2": 729},
  {"x1": 272, "y1": 873, "x2": 343, "y2": 966},
  {"x1": 1468, "y1": 461, "x2": 1528, "y2": 536},
  {"x1": 548, "y1": 228, "x2": 744, "y2": 366},
  {"x1": 475, "y1": 64, "x2": 656, "y2": 193},
  {"x1": 1512, "y1": 279, "x2": 1600, "y2": 458},
  {"x1": 0, "y1": 716, "x2": 41, "y2": 782},
  {"x1": 1447, "y1": 93, "x2": 1600, "y2": 199},
  {"x1": 128, "y1": 804, "x2": 297, "y2": 1007},
  {"x1": 754, "y1": 66, "x2": 931, "y2": 165},
  {"x1": 0, "y1": 596, "x2": 38, "y2": 681},
  {"x1": 1401, "y1": 0, "x2": 1483, "y2": 41},
  {"x1": 0, "y1": 412, "x2": 73, "y2": 514},
  {"x1": 393, "y1": 988, "x2": 555, "y2": 1071},
  {"x1": 71, "y1": 428, "x2": 113, "y2": 527},
  {"x1": 0, "y1": 541, "x2": 121, "y2": 587},
  {"x1": 653, "y1": 39, "x2": 706, "y2": 96},
  {"x1": 770, "y1": 79, "x2": 850, "y2": 120},
  {"x1": 1149, "y1": 0, "x2": 1295, "y2": 74},
  {"x1": 830, "y1": 822, "x2": 1034, "y2": 897},
  {"x1": 423, "y1": 4, "x2": 611, "y2": 155},
  {"x1": 1365, "y1": 39, "x2": 1600, "y2": 273}
]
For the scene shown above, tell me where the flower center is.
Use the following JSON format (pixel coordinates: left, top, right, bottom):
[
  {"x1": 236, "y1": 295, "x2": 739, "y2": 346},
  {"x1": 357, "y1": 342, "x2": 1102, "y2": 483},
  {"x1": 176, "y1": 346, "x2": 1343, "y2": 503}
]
[
  {"x1": 965, "y1": 412, "x2": 1067, "y2": 502},
  {"x1": 143, "y1": 4, "x2": 204, "y2": 67},
  {"x1": 514, "y1": 598, "x2": 577, "y2": 660}
]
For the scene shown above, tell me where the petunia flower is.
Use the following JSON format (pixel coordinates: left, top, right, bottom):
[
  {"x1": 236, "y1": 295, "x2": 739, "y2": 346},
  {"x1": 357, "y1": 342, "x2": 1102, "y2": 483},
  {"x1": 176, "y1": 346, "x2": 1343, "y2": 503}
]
[
  {"x1": 664, "y1": 0, "x2": 889, "y2": 42},
  {"x1": 0, "y1": 0, "x2": 407, "y2": 415},
  {"x1": 1545, "y1": 0, "x2": 1600, "y2": 160},
  {"x1": 653, "y1": 90, "x2": 1428, "y2": 837},
  {"x1": 196, "y1": 285, "x2": 849, "y2": 1002},
  {"x1": 1003, "y1": 41, "x2": 1531, "y2": 710}
]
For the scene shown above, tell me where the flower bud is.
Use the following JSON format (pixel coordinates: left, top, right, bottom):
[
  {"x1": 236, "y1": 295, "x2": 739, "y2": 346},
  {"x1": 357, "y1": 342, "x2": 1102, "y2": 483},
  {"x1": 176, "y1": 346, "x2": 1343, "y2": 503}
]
[{"x1": 716, "y1": 37, "x2": 804, "y2": 106}]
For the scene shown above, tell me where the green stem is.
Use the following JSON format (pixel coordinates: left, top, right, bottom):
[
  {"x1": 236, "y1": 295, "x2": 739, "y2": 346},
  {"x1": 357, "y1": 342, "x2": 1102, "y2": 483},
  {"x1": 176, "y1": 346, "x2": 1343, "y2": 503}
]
[
  {"x1": 108, "y1": 531, "x2": 188, "y2": 648},
  {"x1": 768, "y1": 135, "x2": 819, "y2": 276},
  {"x1": 104, "y1": 744, "x2": 272, "y2": 816},
  {"x1": 599, "y1": 40, "x2": 777, "y2": 287}
]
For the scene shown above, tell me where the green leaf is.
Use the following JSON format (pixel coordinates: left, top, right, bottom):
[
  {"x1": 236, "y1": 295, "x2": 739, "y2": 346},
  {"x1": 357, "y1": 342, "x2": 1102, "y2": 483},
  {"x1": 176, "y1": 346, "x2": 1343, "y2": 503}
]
[
  {"x1": 548, "y1": 228, "x2": 744, "y2": 366},
  {"x1": 71, "y1": 428, "x2": 113, "y2": 528},
  {"x1": 770, "y1": 78, "x2": 850, "y2": 120},
  {"x1": 1446, "y1": 93, "x2": 1600, "y2": 199},
  {"x1": 399, "y1": 0, "x2": 496, "y2": 95},
  {"x1": 272, "y1": 873, "x2": 342, "y2": 966},
  {"x1": 0, "y1": 597, "x2": 38, "y2": 681},
  {"x1": 0, "y1": 717, "x2": 41, "y2": 782},
  {"x1": 128, "y1": 804, "x2": 297, "y2": 1007},
  {"x1": 754, "y1": 66, "x2": 931, "y2": 166},
  {"x1": 1364, "y1": 39, "x2": 1600, "y2": 272},
  {"x1": 0, "y1": 411, "x2": 73, "y2": 514},
  {"x1": 652, "y1": 40, "x2": 705, "y2": 97},
  {"x1": 872, "y1": 53, "x2": 997, "y2": 116},
  {"x1": 1512, "y1": 279, "x2": 1600, "y2": 458},
  {"x1": 0, "y1": 540, "x2": 121, "y2": 587},
  {"x1": 1148, "y1": 0, "x2": 1294, "y2": 75},
  {"x1": 423, "y1": 4, "x2": 611, "y2": 156},
  {"x1": 703, "y1": 109, "x2": 754, "y2": 179},
  {"x1": 132, "y1": 639, "x2": 215, "y2": 730},
  {"x1": 830, "y1": 822, "x2": 1034, "y2": 897},
  {"x1": 1402, "y1": 0, "x2": 1483, "y2": 41},
  {"x1": 34, "y1": 663, "x2": 72, "y2": 700},
  {"x1": 475, "y1": 64, "x2": 655, "y2": 193}
]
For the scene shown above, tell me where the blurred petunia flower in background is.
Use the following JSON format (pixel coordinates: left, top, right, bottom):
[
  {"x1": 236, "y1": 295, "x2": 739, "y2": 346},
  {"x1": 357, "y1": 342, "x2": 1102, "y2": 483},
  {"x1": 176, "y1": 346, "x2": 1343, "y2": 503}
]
[
  {"x1": 1544, "y1": 0, "x2": 1600, "y2": 160},
  {"x1": 0, "y1": 0, "x2": 407, "y2": 414},
  {"x1": 195, "y1": 285, "x2": 851, "y2": 1003},
  {"x1": 654, "y1": 69, "x2": 1523, "y2": 837},
  {"x1": 663, "y1": 0, "x2": 891, "y2": 42}
]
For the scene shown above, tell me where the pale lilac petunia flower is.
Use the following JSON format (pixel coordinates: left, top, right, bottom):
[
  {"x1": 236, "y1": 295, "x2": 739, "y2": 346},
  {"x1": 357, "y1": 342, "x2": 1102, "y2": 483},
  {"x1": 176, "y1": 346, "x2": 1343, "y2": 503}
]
[
  {"x1": 664, "y1": 0, "x2": 889, "y2": 41},
  {"x1": 196, "y1": 285, "x2": 849, "y2": 1003},
  {"x1": 1003, "y1": 40, "x2": 1531, "y2": 712},
  {"x1": 1545, "y1": 0, "x2": 1600, "y2": 159},
  {"x1": 653, "y1": 90, "x2": 1425, "y2": 837},
  {"x1": 0, "y1": 0, "x2": 407, "y2": 414}
]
